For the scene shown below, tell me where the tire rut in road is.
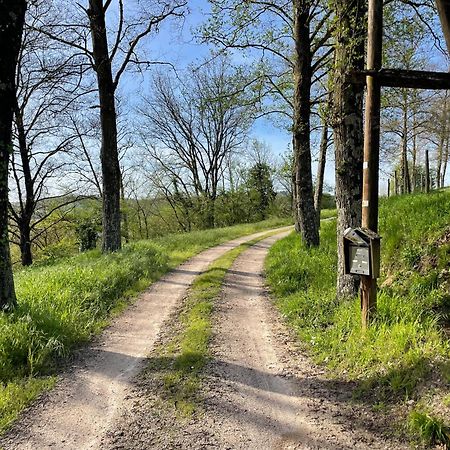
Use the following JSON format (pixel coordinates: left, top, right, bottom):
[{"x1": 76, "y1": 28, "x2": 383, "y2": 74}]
[
  {"x1": 100, "y1": 231, "x2": 409, "y2": 450},
  {"x1": 202, "y1": 232, "x2": 408, "y2": 449}
]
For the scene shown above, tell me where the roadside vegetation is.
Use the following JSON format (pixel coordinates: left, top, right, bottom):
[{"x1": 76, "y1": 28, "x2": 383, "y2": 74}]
[
  {"x1": 266, "y1": 190, "x2": 450, "y2": 447},
  {"x1": 319, "y1": 208, "x2": 337, "y2": 220},
  {"x1": 0, "y1": 217, "x2": 290, "y2": 433}
]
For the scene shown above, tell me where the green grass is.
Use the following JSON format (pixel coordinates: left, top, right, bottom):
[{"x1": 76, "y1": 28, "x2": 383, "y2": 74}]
[
  {"x1": 0, "y1": 377, "x2": 56, "y2": 432},
  {"x1": 266, "y1": 191, "x2": 450, "y2": 445},
  {"x1": 408, "y1": 407, "x2": 450, "y2": 447},
  {"x1": 0, "y1": 217, "x2": 290, "y2": 433},
  {"x1": 320, "y1": 208, "x2": 337, "y2": 220},
  {"x1": 148, "y1": 231, "x2": 280, "y2": 416}
]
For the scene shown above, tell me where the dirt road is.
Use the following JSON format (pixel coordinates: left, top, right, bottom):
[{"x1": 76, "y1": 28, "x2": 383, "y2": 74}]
[
  {"x1": 0, "y1": 227, "x2": 291, "y2": 450},
  {"x1": 105, "y1": 232, "x2": 408, "y2": 450}
]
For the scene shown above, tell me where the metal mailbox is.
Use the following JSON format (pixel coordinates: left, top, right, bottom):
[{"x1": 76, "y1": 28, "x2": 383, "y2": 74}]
[{"x1": 343, "y1": 227, "x2": 381, "y2": 279}]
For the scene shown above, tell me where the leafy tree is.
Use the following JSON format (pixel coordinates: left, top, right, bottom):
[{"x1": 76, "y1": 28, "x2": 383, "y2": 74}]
[
  {"x1": 76, "y1": 219, "x2": 99, "y2": 252},
  {"x1": 201, "y1": 0, "x2": 333, "y2": 246},
  {"x1": 247, "y1": 162, "x2": 276, "y2": 220}
]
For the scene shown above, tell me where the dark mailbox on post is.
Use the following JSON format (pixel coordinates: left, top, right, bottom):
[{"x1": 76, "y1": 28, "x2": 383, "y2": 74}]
[{"x1": 343, "y1": 227, "x2": 381, "y2": 279}]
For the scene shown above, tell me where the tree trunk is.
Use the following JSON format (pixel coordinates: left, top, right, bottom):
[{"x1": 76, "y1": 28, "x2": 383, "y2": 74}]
[
  {"x1": 120, "y1": 179, "x2": 129, "y2": 244},
  {"x1": 442, "y1": 134, "x2": 449, "y2": 186},
  {"x1": 436, "y1": 93, "x2": 448, "y2": 189},
  {"x1": 401, "y1": 97, "x2": 411, "y2": 194},
  {"x1": 88, "y1": 0, "x2": 122, "y2": 252},
  {"x1": 0, "y1": 0, "x2": 27, "y2": 309},
  {"x1": 204, "y1": 195, "x2": 216, "y2": 229},
  {"x1": 331, "y1": 0, "x2": 365, "y2": 299},
  {"x1": 314, "y1": 124, "x2": 328, "y2": 229},
  {"x1": 292, "y1": 152, "x2": 300, "y2": 232},
  {"x1": 19, "y1": 221, "x2": 32, "y2": 266},
  {"x1": 425, "y1": 149, "x2": 430, "y2": 193},
  {"x1": 292, "y1": 0, "x2": 319, "y2": 247},
  {"x1": 437, "y1": 136, "x2": 444, "y2": 190},
  {"x1": 14, "y1": 100, "x2": 35, "y2": 265},
  {"x1": 412, "y1": 109, "x2": 417, "y2": 191}
]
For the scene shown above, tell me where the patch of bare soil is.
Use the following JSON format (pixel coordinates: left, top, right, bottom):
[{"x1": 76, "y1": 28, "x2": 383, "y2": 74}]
[
  {"x1": 0, "y1": 227, "x2": 291, "y2": 450},
  {"x1": 104, "y1": 232, "x2": 410, "y2": 450}
]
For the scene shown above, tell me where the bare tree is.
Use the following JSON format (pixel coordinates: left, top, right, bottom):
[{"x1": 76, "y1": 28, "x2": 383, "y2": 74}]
[
  {"x1": 32, "y1": 0, "x2": 187, "y2": 251},
  {"x1": 9, "y1": 12, "x2": 89, "y2": 266},
  {"x1": 139, "y1": 60, "x2": 253, "y2": 229},
  {"x1": 0, "y1": 0, "x2": 27, "y2": 309}
]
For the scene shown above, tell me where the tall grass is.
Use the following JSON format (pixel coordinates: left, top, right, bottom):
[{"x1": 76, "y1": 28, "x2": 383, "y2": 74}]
[
  {"x1": 0, "y1": 217, "x2": 290, "y2": 432},
  {"x1": 266, "y1": 191, "x2": 450, "y2": 443}
]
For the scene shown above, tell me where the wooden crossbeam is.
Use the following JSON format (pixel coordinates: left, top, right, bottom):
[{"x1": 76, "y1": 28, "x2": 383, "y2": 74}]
[{"x1": 350, "y1": 69, "x2": 450, "y2": 90}]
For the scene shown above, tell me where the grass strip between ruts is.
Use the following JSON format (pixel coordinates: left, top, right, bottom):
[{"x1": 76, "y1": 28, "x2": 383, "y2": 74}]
[{"x1": 146, "y1": 229, "x2": 286, "y2": 417}]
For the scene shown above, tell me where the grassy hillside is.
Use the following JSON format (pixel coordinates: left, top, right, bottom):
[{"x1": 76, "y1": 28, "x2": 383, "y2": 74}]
[
  {"x1": 0, "y1": 217, "x2": 290, "y2": 433},
  {"x1": 266, "y1": 191, "x2": 450, "y2": 447}
]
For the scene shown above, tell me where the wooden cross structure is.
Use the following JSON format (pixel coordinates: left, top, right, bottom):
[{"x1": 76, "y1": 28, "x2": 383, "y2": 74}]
[{"x1": 356, "y1": 0, "x2": 450, "y2": 326}]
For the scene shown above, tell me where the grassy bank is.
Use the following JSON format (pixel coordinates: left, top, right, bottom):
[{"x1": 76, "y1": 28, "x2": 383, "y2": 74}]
[
  {"x1": 266, "y1": 191, "x2": 450, "y2": 447},
  {"x1": 0, "y1": 217, "x2": 290, "y2": 433},
  {"x1": 320, "y1": 208, "x2": 337, "y2": 220}
]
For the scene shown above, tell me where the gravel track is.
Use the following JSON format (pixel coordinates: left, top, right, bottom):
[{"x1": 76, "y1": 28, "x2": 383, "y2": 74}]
[
  {"x1": 104, "y1": 231, "x2": 409, "y2": 450},
  {"x1": 0, "y1": 227, "x2": 291, "y2": 450}
]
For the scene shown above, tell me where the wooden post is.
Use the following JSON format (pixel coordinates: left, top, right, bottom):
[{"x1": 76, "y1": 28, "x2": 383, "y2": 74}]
[
  {"x1": 425, "y1": 149, "x2": 430, "y2": 193},
  {"x1": 436, "y1": 0, "x2": 450, "y2": 54},
  {"x1": 387, "y1": 179, "x2": 390, "y2": 197},
  {"x1": 394, "y1": 170, "x2": 398, "y2": 195},
  {"x1": 361, "y1": 0, "x2": 383, "y2": 328}
]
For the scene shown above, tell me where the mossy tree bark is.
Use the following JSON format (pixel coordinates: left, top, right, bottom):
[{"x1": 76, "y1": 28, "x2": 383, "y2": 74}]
[
  {"x1": 331, "y1": 0, "x2": 365, "y2": 299},
  {"x1": 0, "y1": 0, "x2": 27, "y2": 309}
]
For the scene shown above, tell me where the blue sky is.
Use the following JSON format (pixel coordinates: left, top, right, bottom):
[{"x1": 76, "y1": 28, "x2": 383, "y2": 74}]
[
  {"x1": 118, "y1": 0, "x2": 337, "y2": 191},
  {"x1": 119, "y1": 0, "x2": 449, "y2": 194}
]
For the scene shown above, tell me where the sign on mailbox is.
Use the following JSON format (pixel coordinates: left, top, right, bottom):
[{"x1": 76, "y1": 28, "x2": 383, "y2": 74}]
[{"x1": 343, "y1": 227, "x2": 381, "y2": 279}]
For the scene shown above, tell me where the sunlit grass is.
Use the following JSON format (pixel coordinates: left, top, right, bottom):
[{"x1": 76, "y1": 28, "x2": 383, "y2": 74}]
[
  {"x1": 0, "y1": 217, "x2": 291, "y2": 433},
  {"x1": 266, "y1": 191, "x2": 450, "y2": 445},
  {"x1": 408, "y1": 407, "x2": 450, "y2": 447}
]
